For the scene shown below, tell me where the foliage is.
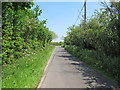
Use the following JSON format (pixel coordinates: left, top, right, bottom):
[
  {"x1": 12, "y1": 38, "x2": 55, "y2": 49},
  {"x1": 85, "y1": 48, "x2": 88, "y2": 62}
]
[
  {"x1": 50, "y1": 31, "x2": 58, "y2": 40},
  {"x1": 64, "y1": 2, "x2": 120, "y2": 57},
  {"x1": 2, "y1": 46, "x2": 55, "y2": 88},
  {"x1": 2, "y1": 2, "x2": 55, "y2": 64},
  {"x1": 64, "y1": 2, "x2": 120, "y2": 85},
  {"x1": 51, "y1": 42, "x2": 64, "y2": 46}
]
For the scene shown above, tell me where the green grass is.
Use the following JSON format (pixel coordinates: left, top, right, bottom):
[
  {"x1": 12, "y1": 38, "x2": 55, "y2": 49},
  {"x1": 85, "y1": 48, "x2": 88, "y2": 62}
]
[
  {"x1": 65, "y1": 45, "x2": 120, "y2": 86},
  {"x1": 2, "y1": 46, "x2": 55, "y2": 88}
]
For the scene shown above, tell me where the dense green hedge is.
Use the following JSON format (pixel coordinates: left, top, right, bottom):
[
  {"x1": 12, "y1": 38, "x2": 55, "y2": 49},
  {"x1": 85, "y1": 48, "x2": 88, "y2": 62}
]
[
  {"x1": 64, "y1": 2, "x2": 120, "y2": 85},
  {"x1": 2, "y1": 2, "x2": 53, "y2": 64},
  {"x1": 64, "y1": 2, "x2": 120, "y2": 57}
]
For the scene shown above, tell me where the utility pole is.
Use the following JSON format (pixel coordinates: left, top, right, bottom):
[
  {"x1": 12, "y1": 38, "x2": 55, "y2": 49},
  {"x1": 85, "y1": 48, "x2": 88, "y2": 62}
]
[{"x1": 84, "y1": 0, "x2": 86, "y2": 22}]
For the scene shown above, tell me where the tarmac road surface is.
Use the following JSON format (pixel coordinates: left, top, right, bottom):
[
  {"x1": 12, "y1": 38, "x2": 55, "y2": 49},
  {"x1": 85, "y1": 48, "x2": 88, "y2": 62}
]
[{"x1": 38, "y1": 46, "x2": 119, "y2": 88}]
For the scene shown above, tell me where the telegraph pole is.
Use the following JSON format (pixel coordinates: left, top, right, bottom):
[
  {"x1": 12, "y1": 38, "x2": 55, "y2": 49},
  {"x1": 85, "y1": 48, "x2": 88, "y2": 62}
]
[{"x1": 84, "y1": 0, "x2": 86, "y2": 22}]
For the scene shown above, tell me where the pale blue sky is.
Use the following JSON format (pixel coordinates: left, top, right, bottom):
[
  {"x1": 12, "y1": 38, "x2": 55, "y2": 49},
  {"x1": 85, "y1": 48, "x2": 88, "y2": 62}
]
[{"x1": 32, "y1": 2, "x2": 103, "y2": 42}]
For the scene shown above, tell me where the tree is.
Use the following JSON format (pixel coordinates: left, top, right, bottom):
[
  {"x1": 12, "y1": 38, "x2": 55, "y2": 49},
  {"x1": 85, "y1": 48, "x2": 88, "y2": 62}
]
[{"x1": 50, "y1": 31, "x2": 58, "y2": 40}]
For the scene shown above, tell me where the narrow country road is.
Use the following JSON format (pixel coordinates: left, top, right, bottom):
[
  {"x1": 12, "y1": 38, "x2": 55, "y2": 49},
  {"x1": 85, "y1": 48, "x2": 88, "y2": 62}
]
[{"x1": 38, "y1": 46, "x2": 119, "y2": 88}]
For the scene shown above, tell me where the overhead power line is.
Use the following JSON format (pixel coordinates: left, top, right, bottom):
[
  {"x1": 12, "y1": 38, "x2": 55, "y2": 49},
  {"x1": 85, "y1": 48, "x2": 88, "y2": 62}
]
[
  {"x1": 74, "y1": 4, "x2": 84, "y2": 26},
  {"x1": 74, "y1": 0, "x2": 87, "y2": 26}
]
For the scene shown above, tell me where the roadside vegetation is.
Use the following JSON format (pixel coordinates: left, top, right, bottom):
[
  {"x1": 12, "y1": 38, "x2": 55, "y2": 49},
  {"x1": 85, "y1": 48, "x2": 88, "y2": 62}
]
[
  {"x1": 2, "y1": 2, "x2": 54, "y2": 64},
  {"x1": 2, "y1": 46, "x2": 55, "y2": 88},
  {"x1": 64, "y1": 2, "x2": 120, "y2": 86},
  {"x1": 2, "y1": 2, "x2": 56, "y2": 88},
  {"x1": 51, "y1": 42, "x2": 64, "y2": 46}
]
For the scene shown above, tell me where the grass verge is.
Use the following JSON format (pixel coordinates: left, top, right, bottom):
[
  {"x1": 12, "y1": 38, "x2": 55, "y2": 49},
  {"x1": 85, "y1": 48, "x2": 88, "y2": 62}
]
[
  {"x1": 65, "y1": 45, "x2": 120, "y2": 86},
  {"x1": 2, "y1": 46, "x2": 55, "y2": 88}
]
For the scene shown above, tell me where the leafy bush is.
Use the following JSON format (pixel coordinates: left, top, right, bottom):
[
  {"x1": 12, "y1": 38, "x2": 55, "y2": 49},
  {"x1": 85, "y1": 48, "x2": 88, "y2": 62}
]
[
  {"x1": 64, "y1": 2, "x2": 120, "y2": 57},
  {"x1": 2, "y1": 2, "x2": 54, "y2": 64}
]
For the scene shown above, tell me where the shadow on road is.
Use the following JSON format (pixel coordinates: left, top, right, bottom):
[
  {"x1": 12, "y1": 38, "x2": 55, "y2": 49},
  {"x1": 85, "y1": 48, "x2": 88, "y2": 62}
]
[{"x1": 58, "y1": 47, "x2": 119, "y2": 88}]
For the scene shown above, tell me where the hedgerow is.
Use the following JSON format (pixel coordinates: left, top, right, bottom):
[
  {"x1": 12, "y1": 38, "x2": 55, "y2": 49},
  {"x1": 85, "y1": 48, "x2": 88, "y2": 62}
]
[
  {"x1": 64, "y1": 2, "x2": 120, "y2": 85},
  {"x1": 64, "y1": 2, "x2": 120, "y2": 57},
  {"x1": 2, "y1": 2, "x2": 53, "y2": 64}
]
